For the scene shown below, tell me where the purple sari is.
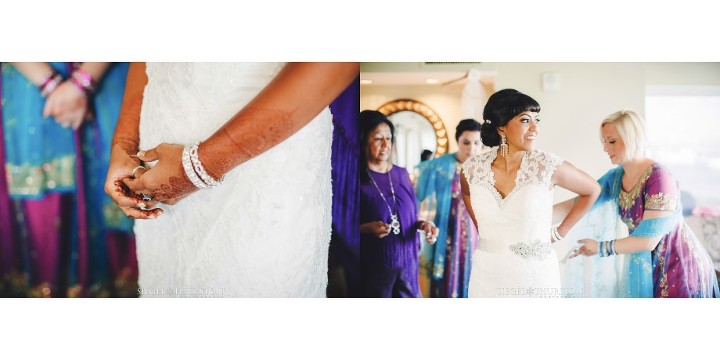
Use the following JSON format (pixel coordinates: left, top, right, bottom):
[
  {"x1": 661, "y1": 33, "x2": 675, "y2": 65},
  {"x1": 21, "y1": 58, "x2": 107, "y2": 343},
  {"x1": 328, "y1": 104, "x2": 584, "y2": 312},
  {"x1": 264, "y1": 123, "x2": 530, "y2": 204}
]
[
  {"x1": 328, "y1": 77, "x2": 360, "y2": 297},
  {"x1": 440, "y1": 169, "x2": 479, "y2": 298},
  {"x1": 618, "y1": 163, "x2": 718, "y2": 297}
]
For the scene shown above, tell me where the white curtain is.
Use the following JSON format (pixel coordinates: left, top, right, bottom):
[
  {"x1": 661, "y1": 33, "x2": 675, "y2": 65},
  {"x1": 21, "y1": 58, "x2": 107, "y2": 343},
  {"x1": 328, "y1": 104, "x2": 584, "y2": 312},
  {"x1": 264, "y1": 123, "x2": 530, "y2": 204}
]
[
  {"x1": 460, "y1": 68, "x2": 486, "y2": 123},
  {"x1": 460, "y1": 68, "x2": 488, "y2": 151}
]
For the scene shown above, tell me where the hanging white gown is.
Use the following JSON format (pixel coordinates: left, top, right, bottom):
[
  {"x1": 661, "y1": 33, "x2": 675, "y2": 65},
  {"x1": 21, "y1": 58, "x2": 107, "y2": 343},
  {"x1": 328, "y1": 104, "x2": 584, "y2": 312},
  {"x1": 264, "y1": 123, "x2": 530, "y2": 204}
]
[
  {"x1": 462, "y1": 148, "x2": 564, "y2": 297},
  {"x1": 135, "y1": 63, "x2": 332, "y2": 297}
]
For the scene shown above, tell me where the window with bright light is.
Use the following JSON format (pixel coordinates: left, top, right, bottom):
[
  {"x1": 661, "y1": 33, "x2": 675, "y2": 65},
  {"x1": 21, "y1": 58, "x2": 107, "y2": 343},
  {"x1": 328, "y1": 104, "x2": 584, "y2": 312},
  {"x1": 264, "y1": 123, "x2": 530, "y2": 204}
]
[{"x1": 645, "y1": 86, "x2": 720, "y2": 208}]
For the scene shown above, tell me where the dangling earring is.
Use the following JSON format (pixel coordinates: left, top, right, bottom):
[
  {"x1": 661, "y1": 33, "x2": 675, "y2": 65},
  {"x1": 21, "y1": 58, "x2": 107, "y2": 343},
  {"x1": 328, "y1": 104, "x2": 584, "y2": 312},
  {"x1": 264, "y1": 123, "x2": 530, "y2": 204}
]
[{"x1": 500, "y1": 135, "x2": 508, "y2": 157}]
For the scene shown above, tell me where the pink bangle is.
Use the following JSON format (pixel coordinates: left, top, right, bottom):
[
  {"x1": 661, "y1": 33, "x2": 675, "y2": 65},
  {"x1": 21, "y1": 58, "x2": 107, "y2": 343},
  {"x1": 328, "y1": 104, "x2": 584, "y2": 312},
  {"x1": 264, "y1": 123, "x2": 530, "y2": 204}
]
[
  {"x1": 39, "y1": 72, "x2": 56, "y2": 88},
  {"x1": 70, "y1": 77, "x2": 90, "y2": 95},
  {"x1": 39, "y1": 72, "x2": 62, "y2": 97},
  {"x1": 70, "y1": 68, "x2": 96, "y2": 94}
]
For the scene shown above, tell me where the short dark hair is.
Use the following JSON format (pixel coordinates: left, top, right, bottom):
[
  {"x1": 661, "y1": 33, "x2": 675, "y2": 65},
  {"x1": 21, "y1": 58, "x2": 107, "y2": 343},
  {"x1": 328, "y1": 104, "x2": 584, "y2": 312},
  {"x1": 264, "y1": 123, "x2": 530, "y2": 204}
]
[
  {"x1": 421, "y1": 149, "x2": 433, "y2": 161},
  {"x1": 359, "y1": 110, "x2": 394, "y2": 146},
  {"x1": 481, "y1": 89, "x2": 541, "y2": 147},
  {"x1": 359, "y1": 110, "x2": 395, "y2": 169},
  {"x1": 455, "y1": 119, "x2": 482, "y2": 142}
]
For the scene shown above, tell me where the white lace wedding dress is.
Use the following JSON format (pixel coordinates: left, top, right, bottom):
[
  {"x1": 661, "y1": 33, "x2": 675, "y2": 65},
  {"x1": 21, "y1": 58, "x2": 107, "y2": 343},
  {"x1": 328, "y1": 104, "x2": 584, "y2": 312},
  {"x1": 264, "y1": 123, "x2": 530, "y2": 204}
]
[
  {"x1": 461, "y1": 148, "x2": 564, "y2": 297},
  {"x1": 134, "y1": 63, "x2": 332, "y2": 297}
]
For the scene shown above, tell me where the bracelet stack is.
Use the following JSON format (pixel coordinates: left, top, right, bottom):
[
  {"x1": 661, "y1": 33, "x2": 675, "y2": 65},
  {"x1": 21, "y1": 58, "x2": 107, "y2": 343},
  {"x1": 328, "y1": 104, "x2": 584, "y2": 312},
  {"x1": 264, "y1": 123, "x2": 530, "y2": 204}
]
[
  {"x1": 182, "y1": 143, "x2": 223, "y2": 190},
  {"x1": 551, "y1": 225, "x2": 564, "y2": 243},
  {"x1": 598, "y1": 239, "x2": 618, "y2": 257},
  {"x1": 39, "y1": 72, "x2": 63, "y2": 97},
  {"x1": 70, "y1": 68, "x2": 97, "y2": 95}
]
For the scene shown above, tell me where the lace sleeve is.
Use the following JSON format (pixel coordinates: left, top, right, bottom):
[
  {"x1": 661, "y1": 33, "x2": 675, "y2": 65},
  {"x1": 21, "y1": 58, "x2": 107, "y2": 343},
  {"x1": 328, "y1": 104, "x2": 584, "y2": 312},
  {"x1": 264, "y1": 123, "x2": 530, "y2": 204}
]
[
  {"x1": 519, "y1": 150, "x2": 564, "y2": 186},
  {"x1": 541, "y1": 151, "x2": 563, "y2": 185},
  {"x1": 460, "y1": 150, "x2": 493, "y2": 186}
]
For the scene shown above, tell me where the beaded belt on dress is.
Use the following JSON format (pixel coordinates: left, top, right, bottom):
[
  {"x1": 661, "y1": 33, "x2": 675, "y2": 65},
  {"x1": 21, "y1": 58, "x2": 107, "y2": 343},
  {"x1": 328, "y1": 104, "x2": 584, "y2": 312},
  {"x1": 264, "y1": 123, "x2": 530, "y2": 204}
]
[{"x1": 508, "y1": 242, "x2": 552, "y2": 260}]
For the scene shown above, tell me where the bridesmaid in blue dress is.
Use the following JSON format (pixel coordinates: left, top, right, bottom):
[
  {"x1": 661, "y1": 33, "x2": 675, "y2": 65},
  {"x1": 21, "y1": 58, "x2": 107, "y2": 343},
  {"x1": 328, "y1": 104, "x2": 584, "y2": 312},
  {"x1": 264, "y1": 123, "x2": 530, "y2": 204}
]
[
  {"x1": 566, "y1": 110, "x2": 718, "y2": 297},
  {"x1": 0, "y1": 62, "x2": 136, "y2": 297}
]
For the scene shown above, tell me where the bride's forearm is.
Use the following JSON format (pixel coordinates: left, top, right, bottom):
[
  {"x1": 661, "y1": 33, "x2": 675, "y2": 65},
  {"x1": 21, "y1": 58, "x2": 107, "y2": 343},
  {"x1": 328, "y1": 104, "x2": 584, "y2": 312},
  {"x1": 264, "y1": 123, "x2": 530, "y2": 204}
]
[
  {"x1": 557, "y1": 194, "x2": 595, "y2": 237},
  {"x1": 552, "y1": 198, "x2": 575, "y2": 225},
  {"x1": 112, "y1": 62, "x2": 147, "y2": 154},
  {"x1": 460, "y1": 173, "x2": 479, "y2": 230},
  {"x1": 197, "y1": 62, "x2": 359, "y2": 180}
]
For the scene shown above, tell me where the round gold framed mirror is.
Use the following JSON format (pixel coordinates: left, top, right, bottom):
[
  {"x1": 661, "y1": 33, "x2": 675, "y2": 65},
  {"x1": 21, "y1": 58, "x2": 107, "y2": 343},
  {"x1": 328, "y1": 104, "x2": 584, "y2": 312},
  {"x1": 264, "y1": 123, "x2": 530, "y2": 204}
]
[{"x1": 377, "y1": 99, "x2": 449, "y2": 171}]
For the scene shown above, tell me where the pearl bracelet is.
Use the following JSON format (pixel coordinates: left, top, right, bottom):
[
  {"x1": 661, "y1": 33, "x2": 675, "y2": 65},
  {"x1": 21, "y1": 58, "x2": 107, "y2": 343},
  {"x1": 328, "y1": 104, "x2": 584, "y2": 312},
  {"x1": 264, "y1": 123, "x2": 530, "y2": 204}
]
[
  {"x1": 189, "y1": 143, "x2": 222, "y2": 187},
  {"x1": 182, "y1": 143, "x2": 223, "y2": 189},
  {"x1": 551, "y1": 225, "x2": 564, "y2": 243},
  {"x1": 182, "y1": 144, "x2": 208, "y2": 189}
]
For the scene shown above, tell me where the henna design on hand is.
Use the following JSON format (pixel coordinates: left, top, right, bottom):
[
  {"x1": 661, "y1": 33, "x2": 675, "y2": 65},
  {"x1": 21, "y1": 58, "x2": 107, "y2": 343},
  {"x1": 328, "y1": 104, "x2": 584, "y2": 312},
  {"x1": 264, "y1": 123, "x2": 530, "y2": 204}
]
[
  {"x1": 199, "y1": 107, "x2": 295, "y2": 180},
  {"x1": 149, "y1": 162, "x2": 197, "y2": 202},
  {"x1": 111, "y1": 94, "x2": 143, "y2": 153},
  {"x1": 114, "y1": 178, "x2": 145, "y2": 204}
]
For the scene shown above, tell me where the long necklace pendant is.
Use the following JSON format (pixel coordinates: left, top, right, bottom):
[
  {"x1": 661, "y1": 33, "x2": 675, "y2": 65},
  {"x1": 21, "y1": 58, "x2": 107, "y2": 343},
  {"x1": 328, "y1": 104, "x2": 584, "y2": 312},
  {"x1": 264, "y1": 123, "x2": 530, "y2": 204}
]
[{"x1": 390, "y1": 213, "x2": 400, "y2": 234}]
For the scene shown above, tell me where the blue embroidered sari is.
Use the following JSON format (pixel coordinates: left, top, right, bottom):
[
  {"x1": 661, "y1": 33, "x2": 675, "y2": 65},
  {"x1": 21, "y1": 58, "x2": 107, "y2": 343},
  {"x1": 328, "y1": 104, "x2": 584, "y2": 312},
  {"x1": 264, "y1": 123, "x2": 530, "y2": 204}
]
[
  {"x1": 1, "y1": 62, "x2": 136, "y2": 297},
  {"x1": 563, "y1": 165, "x2": 718, "y2": 297},
  {"x1": 415, "y1": 153, "x2": 479, "y2": 297}
]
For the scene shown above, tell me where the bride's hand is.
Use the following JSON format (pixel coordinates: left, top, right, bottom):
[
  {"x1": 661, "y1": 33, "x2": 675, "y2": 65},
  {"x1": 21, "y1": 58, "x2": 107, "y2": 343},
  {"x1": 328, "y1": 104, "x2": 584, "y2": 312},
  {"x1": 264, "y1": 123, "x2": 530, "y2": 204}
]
[
  {"x1": 105, "y1": 143, "x2": 164, "y2": 219},
  {"x1": 122, "y1": 143, "x2": 198, "y2": 205},
  {"x1": 569, "y1": 239, "x2": 598, "y2": 258}
]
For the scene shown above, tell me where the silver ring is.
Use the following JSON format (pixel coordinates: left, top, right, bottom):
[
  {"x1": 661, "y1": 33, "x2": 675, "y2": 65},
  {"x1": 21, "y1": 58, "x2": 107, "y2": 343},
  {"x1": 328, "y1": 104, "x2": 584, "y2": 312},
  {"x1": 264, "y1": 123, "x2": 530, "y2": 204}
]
[
  {"x1": 141, "y1": 190, "x2": 152, "y2": 202},
  {"x1": 131, "y1": 165, "x2": 146, "y2": 178}
]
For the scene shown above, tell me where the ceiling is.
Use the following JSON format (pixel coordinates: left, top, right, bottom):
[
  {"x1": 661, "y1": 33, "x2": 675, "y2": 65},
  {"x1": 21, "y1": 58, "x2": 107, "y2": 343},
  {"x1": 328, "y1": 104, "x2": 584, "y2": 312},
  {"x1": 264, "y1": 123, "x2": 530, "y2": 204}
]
[
  {"x1": 360, "y1": 62, "x2": 496, "y2": 86},
  {"x1": 360, "y1": 71, "x2": 467, "y2": 86}
]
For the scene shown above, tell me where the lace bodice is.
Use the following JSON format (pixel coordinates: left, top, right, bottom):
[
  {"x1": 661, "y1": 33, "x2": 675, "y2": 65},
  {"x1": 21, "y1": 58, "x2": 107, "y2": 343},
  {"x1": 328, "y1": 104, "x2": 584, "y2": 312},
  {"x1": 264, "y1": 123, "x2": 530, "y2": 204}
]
[
  {"x1": 461, "y1": 148, "x2": 563, "y2": 253},
  {"x1": 139, "y1": 63, "x2": 285, "y2": 146},
  {"x1": 463, "y1": 148, "x2": 565, "y2": 297}
]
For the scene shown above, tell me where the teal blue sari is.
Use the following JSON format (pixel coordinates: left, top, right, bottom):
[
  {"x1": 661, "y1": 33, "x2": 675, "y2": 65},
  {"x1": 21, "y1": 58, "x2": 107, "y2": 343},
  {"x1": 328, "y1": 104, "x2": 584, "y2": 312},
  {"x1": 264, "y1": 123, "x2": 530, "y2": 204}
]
[
  {"x1": 415, "y1": 153, "x2": 479, "y2": 297},
  {"x1": 563, "y1": 165, "x2": 718, "y2": 297},
  {"x1": 1, "y1": 63, "x2": 135, "y2": 297}
]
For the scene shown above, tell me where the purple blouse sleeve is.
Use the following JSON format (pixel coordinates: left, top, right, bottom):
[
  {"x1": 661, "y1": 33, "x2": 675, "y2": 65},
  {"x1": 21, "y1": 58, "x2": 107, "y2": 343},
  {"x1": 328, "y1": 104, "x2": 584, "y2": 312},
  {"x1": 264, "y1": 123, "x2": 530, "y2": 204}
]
[{"x1": 644, "y1": 166, "x2": 679, "y2": 212}]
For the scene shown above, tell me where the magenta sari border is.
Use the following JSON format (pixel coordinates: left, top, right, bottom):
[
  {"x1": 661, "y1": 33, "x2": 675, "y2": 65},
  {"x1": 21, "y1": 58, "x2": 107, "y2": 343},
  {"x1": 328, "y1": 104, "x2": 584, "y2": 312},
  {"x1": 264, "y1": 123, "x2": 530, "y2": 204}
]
[
  {"x1": 0, "y1": 63, "x2": 19, "y2": 272},
  {"x1": 67, "y1": 63, "x2": 89, "y2": 287}
]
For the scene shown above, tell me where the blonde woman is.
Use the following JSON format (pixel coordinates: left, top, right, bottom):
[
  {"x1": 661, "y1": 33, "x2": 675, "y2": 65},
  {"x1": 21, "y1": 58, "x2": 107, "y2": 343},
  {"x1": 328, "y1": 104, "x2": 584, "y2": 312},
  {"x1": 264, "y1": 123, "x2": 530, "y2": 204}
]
[{"x1": 564, "y1": 110, "x2": 718, "y2": 297}]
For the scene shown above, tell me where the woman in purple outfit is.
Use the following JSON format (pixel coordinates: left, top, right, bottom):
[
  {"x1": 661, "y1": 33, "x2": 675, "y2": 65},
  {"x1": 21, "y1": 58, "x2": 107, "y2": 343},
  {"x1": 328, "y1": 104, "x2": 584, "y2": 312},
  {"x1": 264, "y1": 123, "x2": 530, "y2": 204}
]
[{"x1": 359, "y1": 110, "x2": 438, "y2": 297}]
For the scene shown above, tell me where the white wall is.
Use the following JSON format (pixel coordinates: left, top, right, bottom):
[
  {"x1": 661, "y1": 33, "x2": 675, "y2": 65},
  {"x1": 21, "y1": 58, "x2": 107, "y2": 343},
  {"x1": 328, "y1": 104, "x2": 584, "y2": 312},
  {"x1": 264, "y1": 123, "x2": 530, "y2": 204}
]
[{"x1": 361, "y1": 62, "x2": 720, "y2": 202}]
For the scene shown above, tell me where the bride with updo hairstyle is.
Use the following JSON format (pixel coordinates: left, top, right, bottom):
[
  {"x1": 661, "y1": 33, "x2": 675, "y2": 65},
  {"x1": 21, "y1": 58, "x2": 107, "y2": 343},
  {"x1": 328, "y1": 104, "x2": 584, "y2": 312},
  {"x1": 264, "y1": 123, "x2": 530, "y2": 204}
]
[{"x1": 460, "y1": 88, "x2": 600, "y2": 297}]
